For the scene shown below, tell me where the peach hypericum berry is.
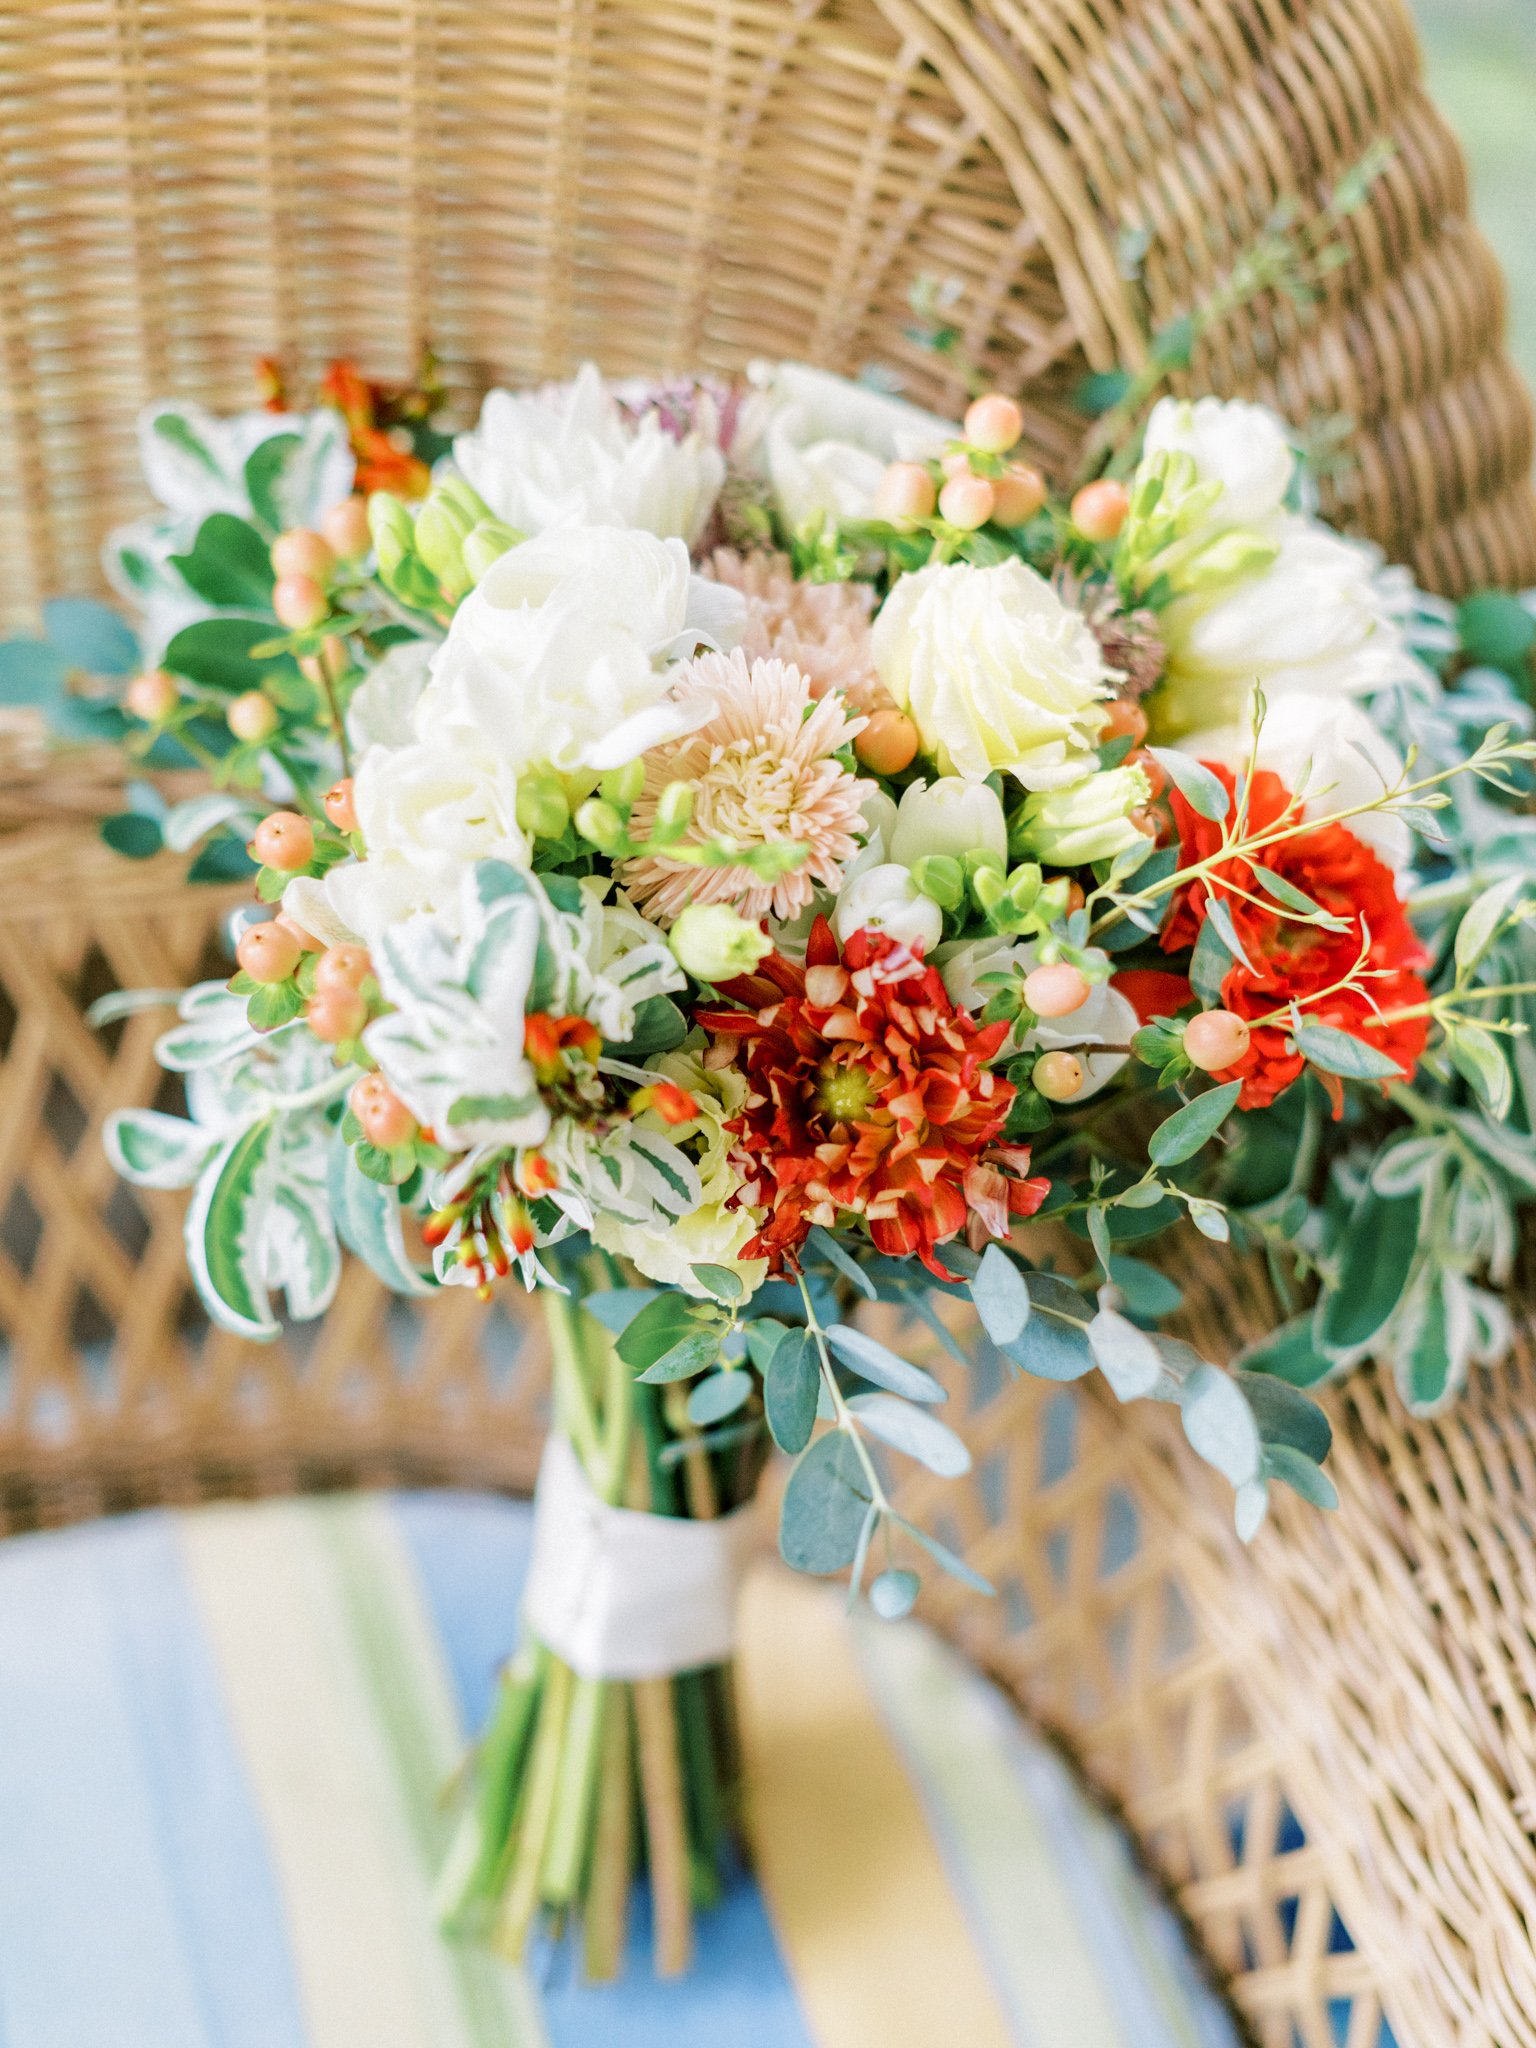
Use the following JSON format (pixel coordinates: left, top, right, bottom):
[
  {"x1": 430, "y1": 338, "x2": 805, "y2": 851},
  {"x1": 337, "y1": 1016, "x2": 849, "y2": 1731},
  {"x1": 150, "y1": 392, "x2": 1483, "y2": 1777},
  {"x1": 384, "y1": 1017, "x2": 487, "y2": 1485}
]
[
  {"x1": 235, "y1": 922, "x2": 302, "y2": 985},
  {"x1": 250, "y1": 811, "x2": 315, "y2": 872},
  {"x1": 1184, "y1": 1010, "x2": 1252, "y2": 1072}
]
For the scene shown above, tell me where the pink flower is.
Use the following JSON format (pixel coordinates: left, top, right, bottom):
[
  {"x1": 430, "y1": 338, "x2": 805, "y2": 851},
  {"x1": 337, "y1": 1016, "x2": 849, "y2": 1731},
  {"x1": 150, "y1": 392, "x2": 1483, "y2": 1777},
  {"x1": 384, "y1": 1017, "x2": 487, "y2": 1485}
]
[
  {"x1": 622, "y1": 650, "x2": 868, "y2": 924},
  {"x1": 706, "y1": 549, "x2": 892, "y2": 715}
]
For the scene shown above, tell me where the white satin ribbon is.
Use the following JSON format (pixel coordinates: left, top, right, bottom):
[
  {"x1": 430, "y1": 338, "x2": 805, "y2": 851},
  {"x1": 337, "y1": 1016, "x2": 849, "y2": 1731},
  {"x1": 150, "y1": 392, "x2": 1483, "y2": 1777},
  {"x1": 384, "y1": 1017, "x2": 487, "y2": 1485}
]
[{"x1": 521, "y1": 1433, "x2": 757, "y2": 1680}]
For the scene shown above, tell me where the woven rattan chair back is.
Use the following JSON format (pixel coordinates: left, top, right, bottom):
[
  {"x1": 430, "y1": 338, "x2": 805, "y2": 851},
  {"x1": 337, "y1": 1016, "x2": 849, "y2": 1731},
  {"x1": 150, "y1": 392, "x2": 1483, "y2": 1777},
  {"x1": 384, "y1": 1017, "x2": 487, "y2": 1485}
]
[
  {"x1": 1, "y1": 0, "x2": 1533, "y2": 628},
  {"x1": 2, "y1": 7, "x2": 1535, "y2": 2047}
]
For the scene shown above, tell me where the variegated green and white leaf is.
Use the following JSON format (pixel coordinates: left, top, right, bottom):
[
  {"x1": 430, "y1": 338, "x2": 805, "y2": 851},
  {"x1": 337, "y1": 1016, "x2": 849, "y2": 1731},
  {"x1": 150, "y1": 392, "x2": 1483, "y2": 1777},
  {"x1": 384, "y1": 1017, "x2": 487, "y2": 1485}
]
[
  {"x1": 104, "y1": 1108, "x2": 220, "y2": 1190},
  {"x1": 184, "y1": 1117, "x2": 281, "y2": 1339},
  {"x1": 329, "y1": 1136, "x2": 437, "y2": 1297}
]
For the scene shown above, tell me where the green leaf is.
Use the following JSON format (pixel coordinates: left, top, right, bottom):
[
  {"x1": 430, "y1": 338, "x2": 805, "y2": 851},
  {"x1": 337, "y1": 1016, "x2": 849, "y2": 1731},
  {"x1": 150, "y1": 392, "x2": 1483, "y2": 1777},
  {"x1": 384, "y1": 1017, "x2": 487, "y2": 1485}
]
[
  {"x1": 1147, "y1": 747, "x2": 1230, "y2": 821},
  {"x1": 1180, "y1": 1363, "x2": 1262, "y2": 1487},
  {"x1": 100, "y1": 812, "x2": 164, "y2": 860},
  {"x1": 690, "y1": 1263, "x2": 744, "y2": 1304},
  {"x1": 582, "y1": 1287, "x2": 657, "y2": 1336},
  {"x1": 969, "y1": 1242, "x2": 1031, "y2": 1348},
  {"x1": 246, "y1": 980, "x2": 304, "y2": 1032},
  {"x1": 1233, "y1": 1370, "x2": 1331, "y2": 1463},
  {"x1": 1393, "y1": 1269, "x2": 1466, "y2": 1414},
  {"x1": 103, "y1": 1108, "x2": 217, "y2": 1190},
  {"x1": 1263, "y1": 1443, "x2": 1338, "y2": 1510},
  {"x1": 895, "y1": 1518, "x2": 994, "y2": 1596},
  {"x1": 1457, "y1": 590, "x2": 1536, "y2": 674},
  {"x1": 1087, "y1": 1304, "x2": 1163, "y2": 1399},
  {"x1": 825, "y1": 1324, "x2": 944, "y2": 1404},
  {"x1": 1237, "y1": 1315, "x2": 1335, "y2": 1388},
  {"x1": 1250, "y1": 863, "x2": 1343, "y2": 926},
  {"x1": 1292, "y1": 1022, "x2": 1404, "y2": 1082},
  {"x1": 186, "y1": 1117, "x2": 279, "y2": 1340},
  {"x1": 0, "y1": 636, "x2": 67, "y2": 706},
  {"x1": 42, "y1": 597, "x2": 139, "y2": 675},
  {"x1": 806, "y1": 1225, "x2": 877, "y2": 1298},
  {"x1": 1074, "y1": 369, "x2": 1133, "y2": 417},
  {"x1": 765, "y1": 1327, "x2": 820, "y2": 1455},
  {"x1": 169, "y1": 512, "x2": 278, "y2": 611},
  {"x1": 849, "y1": 1392, "x2": 971, "y2": 1477},
  {"x1": 686, "y1": 1369, "x2": 753, "y2": 1426},
  {"x1": 611, "y1": 995, "x2": 688, "y2": 1058},
  {"x1": 869, "y1": 1568, "x2": 919, "y2": 1620},
  {"x1": 1188, "y1": 914, "x2": 1232, "y2": 1006},
  {"x1": 637, "y1": 1330, "x2": 720, "y2": 1384},
  {"x1": 1150, "y1": 313, "x2": 1195, "y2": 370},
  {"x1": 1106, "y1": 1253, "x2": 1182, "y2": 1319},
  {"x1": 615, "y1": 1291, "x2": 708, "y2": 1370},
  {"x1": 779, "y1": 1431, "x2": 873, "y2": 1575},
  {"x1": 1003, "y1": 1272, "x2": 1095, "y2": 1380},
  {"x1": 1454, "y1": 874, "x2": 1528, "y2": 975},
  {"x1": 164, "y1": 616, "x2": 287, "y2": 694},
  {"x1": 1447, "y1": 1021, "x2": 1512, "y2": 1120},
  {"x1": 329, "y1": 1139, "x2": 436, "y2": 1295},
  {"x1": 1148, "y1": 1080, "x2": 1241, "y2": 1167},
  {"x1": 1316, "y1": 1190, "x2": 1419, "y2": 1354},
  {"x1": 187, "y1": 831, "x2": 259, "y2": 885}
]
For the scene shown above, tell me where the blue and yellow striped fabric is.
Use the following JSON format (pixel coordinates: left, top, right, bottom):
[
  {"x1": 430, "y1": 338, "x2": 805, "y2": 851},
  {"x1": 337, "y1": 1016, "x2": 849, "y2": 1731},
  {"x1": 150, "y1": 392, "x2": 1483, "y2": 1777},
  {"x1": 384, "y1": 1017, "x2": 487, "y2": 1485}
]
[{"x1": 0, "y1": 1493, "x2": 1237, "y2": 2048}]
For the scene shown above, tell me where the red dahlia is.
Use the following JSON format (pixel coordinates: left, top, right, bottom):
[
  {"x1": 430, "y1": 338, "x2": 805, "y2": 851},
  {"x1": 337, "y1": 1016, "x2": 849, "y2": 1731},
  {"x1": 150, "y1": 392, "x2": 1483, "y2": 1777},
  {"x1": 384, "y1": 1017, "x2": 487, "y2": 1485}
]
[
  {"x1": 695, "y1": 918, "x2": 1048, "y2": 1280},
  {"x1": 1162, "y1": 764, "x2": 1429, "y2": 1113}
]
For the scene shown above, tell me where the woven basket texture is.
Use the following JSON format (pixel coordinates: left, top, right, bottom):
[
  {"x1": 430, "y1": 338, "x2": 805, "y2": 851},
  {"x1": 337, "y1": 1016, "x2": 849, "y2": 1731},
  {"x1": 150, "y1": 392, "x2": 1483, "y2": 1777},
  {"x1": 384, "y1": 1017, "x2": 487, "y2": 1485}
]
[
  {"x1": 2, "y1": 6, "x2": 1536, "y2": 2047},
  {"x1": 2, "y1": 0, "x2": 1535, "y2": 627}
]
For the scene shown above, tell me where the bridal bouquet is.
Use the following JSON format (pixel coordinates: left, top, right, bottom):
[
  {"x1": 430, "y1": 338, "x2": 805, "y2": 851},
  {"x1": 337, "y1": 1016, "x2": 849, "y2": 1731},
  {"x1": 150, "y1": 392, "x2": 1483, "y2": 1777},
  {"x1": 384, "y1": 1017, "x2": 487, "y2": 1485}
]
[{"x1": 21, "y1": 349, "x2": 1533, "y2": 1974}]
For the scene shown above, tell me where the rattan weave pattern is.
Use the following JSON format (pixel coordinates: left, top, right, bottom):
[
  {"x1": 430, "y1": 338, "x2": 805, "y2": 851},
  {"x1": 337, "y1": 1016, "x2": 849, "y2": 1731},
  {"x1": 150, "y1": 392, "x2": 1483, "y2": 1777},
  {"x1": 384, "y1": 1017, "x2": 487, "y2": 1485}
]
[{"x1": 1, "y1": 0, "x2": 1533, "y2": 630}]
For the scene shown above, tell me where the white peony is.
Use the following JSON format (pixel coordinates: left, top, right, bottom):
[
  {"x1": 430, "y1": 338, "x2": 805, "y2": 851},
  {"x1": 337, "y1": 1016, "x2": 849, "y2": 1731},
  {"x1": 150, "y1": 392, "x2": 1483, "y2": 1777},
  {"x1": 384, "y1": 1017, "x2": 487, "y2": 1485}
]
[
  {"x1": 887, "y1": 776, "x2": 1008, "y2": 869},
  {"x1": 414, "y1": 525, "x2": 745, "y2": 777},
  {"x1": 452, "y1": 363, "x2": 725, "y2": 544},
  {"x1": 1179, "y1": 691, "x2": 1411, "y2": 873},
  {"x1": 872, "y1": 558, "x2": 1109, "y2": 788},
  {"x1": 937, "y1": 937, "x2": 1137, "y2": 1100},
  {"x1": 591, "y1": 1052, "x2": 767, "y2": 1297},
  {"x1": 1141, "y1": 395, "x2": 1295, "y2": 533},
  {"x1": 1152, "y1": 520, "x2": 1427, "y2": 739},
  {"x1": 320, "y1": 742, "x2": 531, "y2": 943},
  {"x1": 832, "y1": 862, "x2": 943, "y2": 954},
  {"x1": 745, "y1": 361, "x2": 953, "y2": 530}
]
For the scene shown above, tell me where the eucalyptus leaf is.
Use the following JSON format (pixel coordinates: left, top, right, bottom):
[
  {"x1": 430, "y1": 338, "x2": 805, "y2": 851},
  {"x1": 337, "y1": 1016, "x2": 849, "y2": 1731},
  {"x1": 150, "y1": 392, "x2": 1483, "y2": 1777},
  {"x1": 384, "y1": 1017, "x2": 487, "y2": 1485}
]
[
  {"x1": 1293, "y1": 1023, "x2": 1404, "y2": 1082},
  {"x1": 1005, "y1": 1272, "x2": 1095, "y2": 1381},
  {"x1": 582, "y1": 1286, "x2": 658, "y2": 1335},
  {"x1": 806, "y1": 1225, "x2": 877, "y2": 1298},
  {"x1": 1180, "y1": 1363, "x2": 1263, "y2": 1488},
  {"x1": 765, "y1": 1327, "x2": 820, "y2": 1454},
  {"x1": 869, "y1": 1568, "x2": 920, "y2": 1620},
  {"x1": 1147, "y1": 1080, "x2": 1242, "y2": 1167},
  {"x1": 1147, "y1": 747, "x2": 1230, "y2": 820},
  {"x1": 41, "y1": 597, "x2": 139, "y2": 675},
  {"x1": 779, "y1": 1430, "x2": 873, "y2": 1575},
  {"x1": 1233, "y1": 1370, "x2": 1331, "y2": 1463},
  {"x1": 1088, "y1": 1304, "x2": 1163, "y2": 1400},
  {"x1": 848, "y1": 1392, "x2": 972, "y2": 1477},
  {"x1": 969, "y1": 1242, "x2": 1031, "y2": 1348},
  {"x1": 686, "y1": 1369, "x2": 754, "y2": 1426},
  {"x1": 637, "y1": 1330, "x2": 721, "y2": 1384},
  {"x1": 1263, "y1": 1443, "x2": 1339, "y2": 1510},
  {"x1": 615, "y1": 1291, "x2": 708, "y2": 1370},
  {"x1": 690, "y1": 1263, "x2": 744, "y2": 1304},
  {"x1": 826, "y1": 1324, "x2": 945, "y2": 1404}
]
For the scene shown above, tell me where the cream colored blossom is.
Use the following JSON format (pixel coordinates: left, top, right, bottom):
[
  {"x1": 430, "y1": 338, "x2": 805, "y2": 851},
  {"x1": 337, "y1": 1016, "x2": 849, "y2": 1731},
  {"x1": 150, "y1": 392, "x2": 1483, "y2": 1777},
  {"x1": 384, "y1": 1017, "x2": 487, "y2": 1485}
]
[
  {"x1": 706, "y1": 547, "x2": 890, "y2": 713},
  {"x1": 592, "y1": 1050, "x2": 767, "y2": 1296},
  {"x1": 622, "y1": 651, "x2": 868, "y2": 924}
]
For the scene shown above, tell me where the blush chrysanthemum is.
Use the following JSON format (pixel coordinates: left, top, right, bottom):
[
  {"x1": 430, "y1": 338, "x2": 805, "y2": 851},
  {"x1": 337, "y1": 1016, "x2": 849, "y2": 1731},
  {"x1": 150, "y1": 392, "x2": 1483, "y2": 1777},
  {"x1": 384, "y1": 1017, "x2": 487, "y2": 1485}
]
[
  {"x1": 696, "y1": 918, "x2": 1049, "y2": 1280},
  {"x1": 706, "y1": 549, "x2": 893, "y2": 715},
  {"x1": 622, "y1": 650, "x2": 868, "y2": 925}
]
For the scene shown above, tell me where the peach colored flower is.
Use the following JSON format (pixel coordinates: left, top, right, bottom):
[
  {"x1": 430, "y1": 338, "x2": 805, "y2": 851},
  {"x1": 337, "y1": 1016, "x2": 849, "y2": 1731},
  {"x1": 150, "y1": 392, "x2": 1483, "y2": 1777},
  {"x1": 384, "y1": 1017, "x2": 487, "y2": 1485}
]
[
  {"x1": 622, "y1": 650, "x2": 867, "y2": 925},
  {"x1": 706, "y1": 548, "x2": 892, "y2": 715}
]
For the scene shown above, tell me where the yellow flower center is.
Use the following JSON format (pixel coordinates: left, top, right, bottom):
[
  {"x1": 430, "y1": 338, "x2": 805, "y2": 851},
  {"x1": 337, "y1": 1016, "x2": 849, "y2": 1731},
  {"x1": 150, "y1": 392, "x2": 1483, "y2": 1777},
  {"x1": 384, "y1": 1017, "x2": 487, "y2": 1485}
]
[{"x1": 815, "y1": 1059, "x2": 877, "y2": 1124}]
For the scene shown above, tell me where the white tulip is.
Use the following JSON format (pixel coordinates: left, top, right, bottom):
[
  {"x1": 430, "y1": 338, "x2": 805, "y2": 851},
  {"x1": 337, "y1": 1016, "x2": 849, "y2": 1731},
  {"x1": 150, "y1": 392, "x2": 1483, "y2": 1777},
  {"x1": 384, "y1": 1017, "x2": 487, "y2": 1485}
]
[
  {"x1": 453, "y1": 363, "x2": 725, "y2": 544},
  {"x1": 872, "y1": 558, "x2": 1109, "y2": 788},
  {"x1": 344, "y1": 639, "x2": 434, "y2": 752},
  {"x1": 1154, "y1": 519, "x2": 1427, "y2": 738},
  {"x1": 1142, "y1": 395, "x2": 1296, "y2": 533},
  {"x1": 936, "y1": 937, "x2": 1137, "y2": 1099},
  {"x1": 1180, "y1": 691, "x2": 1412, "y2": 873},
  {"x1": 888, "y1": 776, "x2": 1008, "y2": 869},
  {"x1": 832, "y1": 862, "x2": 944, "y2": 954},
  {"x1": 745, "y1": 362, "x2": 953, "y2": 530}
]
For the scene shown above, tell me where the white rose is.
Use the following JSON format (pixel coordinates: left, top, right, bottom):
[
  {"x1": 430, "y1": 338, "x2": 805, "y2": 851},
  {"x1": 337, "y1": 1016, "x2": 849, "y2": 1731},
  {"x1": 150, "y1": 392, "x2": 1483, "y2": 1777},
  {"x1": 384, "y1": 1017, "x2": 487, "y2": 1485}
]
[
  {"x1": 832, "y1": 862, "x2": 943, "y2": 954},
  {"x1": 888, "y1": 776, "x2": 1008, "y2": 869},
  {"x1": 1142, "y1": 395, "x2": 1295, "y2": 533},
  {"x1": 415, "y1": 525, "x2": 744, "y2": 776},
  {"x1": 1153, "y1": 520, "x2": 1427, "y2": 739},
  {"x1": 1179, "y1": 691, "x2": 1411, "y2": 873},
  {"x1": 320, "y1": 742, "x2": 531, "y2": 943},
  {"x1": 345, "y1": 640, "x2": 434, "y2": 752},
  {"x1": 452, "y1": 363, "x2": 725, "y2": 544},
  {"x1": 746, "y1": 361, "x2": 952, "y2": 530},
  {"x1": 936, "y1": 937, "x2": 1136, "y2": 1100},
  {"x1": 872, "y1": 558, "x2": 1109, "y2": 788}
]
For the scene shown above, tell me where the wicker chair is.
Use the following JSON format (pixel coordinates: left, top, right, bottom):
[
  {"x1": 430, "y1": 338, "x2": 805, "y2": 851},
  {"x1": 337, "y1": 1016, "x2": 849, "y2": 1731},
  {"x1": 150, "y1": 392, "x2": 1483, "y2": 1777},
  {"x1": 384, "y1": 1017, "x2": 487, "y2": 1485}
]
[{"x1": 0, "y1": 5, "x2": 1533, "y2": 2044}]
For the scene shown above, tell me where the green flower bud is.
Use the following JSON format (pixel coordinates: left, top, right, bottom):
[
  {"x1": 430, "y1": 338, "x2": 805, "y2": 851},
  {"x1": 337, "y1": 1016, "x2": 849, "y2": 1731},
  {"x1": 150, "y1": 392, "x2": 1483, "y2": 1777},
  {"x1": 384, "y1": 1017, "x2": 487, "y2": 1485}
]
[
  {"x1": 516, "y1": 771, "x2": 570, "y2": 841},
  {"x1": 1013, "y1": 764, "x2": 1152, "y2": 868},
  {"x1": 1177, "y1": 528, "x2": 1282, "y2": 593},
  {"x1": 461, "y1": 519, "x2": 520, "y2": 583},
  {"x1": 1006, "y1": 862, "x2": 1042, "y2": 912},
  {"x1": 574, "y1": 797, "x2": 627, "y2": 855},
  {"x1": 367, "y1": 492, "x2": 415, "y2": 577},
  {"x1": 971, "y1": 864, "x2": 1008, "y2": 917},
  {"x1": 432, "y1": 477, "x2": 493, "y2": 527},
  {"x1": 413, "y1": 496, "x2": 475, "y2": 600},
  {"x1": 669, "y1": 904, "x2": 772, "y2": 983},
  {"x1": 600, "y1": 758, "x2": 646, "y2": 810},
  {"x1": 910, "y1": 853, "x2": 964, "y2": 911},
  {"x1": 652, "y1": 781, "x2": 695, "y2": 841}
]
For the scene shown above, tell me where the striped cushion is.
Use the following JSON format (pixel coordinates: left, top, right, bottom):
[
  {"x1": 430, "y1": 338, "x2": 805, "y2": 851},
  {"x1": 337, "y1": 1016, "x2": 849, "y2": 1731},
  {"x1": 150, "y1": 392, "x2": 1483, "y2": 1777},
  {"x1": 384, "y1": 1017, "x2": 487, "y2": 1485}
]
[{"x1": 0, "y1": 1493, "x2": 1237, "y2": 2048}]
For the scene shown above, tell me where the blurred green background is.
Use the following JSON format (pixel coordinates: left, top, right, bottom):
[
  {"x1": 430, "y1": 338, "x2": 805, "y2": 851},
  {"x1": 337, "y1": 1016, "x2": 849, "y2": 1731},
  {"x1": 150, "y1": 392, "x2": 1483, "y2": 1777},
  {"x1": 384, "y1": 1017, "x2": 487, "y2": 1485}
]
[{"x1": 1416, "y1": 0, "x2": 1536, "y2": 394}]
